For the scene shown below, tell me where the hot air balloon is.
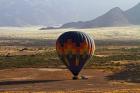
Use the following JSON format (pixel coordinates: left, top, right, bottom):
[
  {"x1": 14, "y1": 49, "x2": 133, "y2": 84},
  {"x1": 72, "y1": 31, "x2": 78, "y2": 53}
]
[{"x1": 56, "y1": 31, "x2": 95, "y2": 80}]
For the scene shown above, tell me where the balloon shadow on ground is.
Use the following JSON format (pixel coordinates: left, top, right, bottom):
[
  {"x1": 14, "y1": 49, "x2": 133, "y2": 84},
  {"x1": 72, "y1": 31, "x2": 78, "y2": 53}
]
[
  {"x1": 0, "y1": 79, "x2": 62, "y2": 85},
  {"x1": 106, "y1": 63, "x2": 140, "y2": 83}
]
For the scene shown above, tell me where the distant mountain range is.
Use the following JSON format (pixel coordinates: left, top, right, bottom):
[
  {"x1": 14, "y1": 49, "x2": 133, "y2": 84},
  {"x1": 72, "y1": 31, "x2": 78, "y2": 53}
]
[
  {"x1": 58, "y1": 3, "x2": 140, "y2": 29},
  {"x1": 0, "y1": 0, "x2": 140, "y2": 28},
  {"x1": 0, "y1": 0, "x2": 111, "y2": 26}
]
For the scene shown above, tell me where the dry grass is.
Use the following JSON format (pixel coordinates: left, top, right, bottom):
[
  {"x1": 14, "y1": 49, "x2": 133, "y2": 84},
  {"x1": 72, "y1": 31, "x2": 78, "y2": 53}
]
[{"x1": 0, "y1": 26, "x2": 140, "y2": 40}]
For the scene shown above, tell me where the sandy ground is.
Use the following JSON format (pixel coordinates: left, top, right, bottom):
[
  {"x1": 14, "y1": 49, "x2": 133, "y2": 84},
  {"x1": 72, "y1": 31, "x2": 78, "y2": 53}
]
[{"x1": 0, "y1": 68, "x2": 139, "y2": 92}]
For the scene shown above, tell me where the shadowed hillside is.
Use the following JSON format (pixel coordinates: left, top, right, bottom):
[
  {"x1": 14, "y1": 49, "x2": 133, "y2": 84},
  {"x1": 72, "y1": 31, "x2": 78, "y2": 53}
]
[
  {"x1": 126, "y1": 3, "x2": 140, "y2": 25},
  {"x1": 61, "y1": 7, "x2": 130, "y2": 28}
]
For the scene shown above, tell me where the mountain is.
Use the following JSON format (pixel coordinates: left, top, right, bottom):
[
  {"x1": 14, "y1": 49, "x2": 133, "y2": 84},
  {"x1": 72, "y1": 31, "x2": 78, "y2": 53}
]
[
  {"x1": 0, "y1": 0, "x2": 140, "y2": 27},
  {"x1": 0, "y1": 0, "x2": 109, "y2": 26},
  {"x1": 125, "y1": 3, "x2": 140, "y2": 25},
  {"x1": 0, "y1": 0, "x2": 78, "y2": 26},
  {"x1": 0, "y1": 0, "x2": 51, "y2": 26},
  {"x1": 59, "y1": 3, "x2": 140, "y2": 29},
  {"x1": 61, "y1": 7, "x2": 130, "y2": 28},
  {"x1": 0, "y1": 0, "x2": 81, "y2": 26},
  {"x1": 87, "y1": 7, "x2": 130, "y2": 27}
]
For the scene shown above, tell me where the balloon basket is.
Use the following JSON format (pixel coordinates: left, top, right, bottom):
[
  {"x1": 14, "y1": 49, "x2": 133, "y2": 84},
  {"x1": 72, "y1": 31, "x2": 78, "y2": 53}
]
[
  {"x1": 72, "y1": 76, "x2": 79, "y2": 80},
  {"x1": 72, "y1": 75, "x2": 89, "y2": 80}
]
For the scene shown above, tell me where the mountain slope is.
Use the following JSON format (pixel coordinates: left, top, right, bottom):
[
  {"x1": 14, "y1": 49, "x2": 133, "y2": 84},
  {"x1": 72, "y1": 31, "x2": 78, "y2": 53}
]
[
  {"x1": 125, "y1": 3, "x2": 140, "y2": 25},
  {"x1": 61, "y1": 7, "x2": 130, "y2": 28},
  {"x1": 0, "y1": 0, "x2": 81, "y2": 26},
  {"x1": 0, "y1": 0, "x2": 54, "y2": 26},
  {"x1": 0, "y1": 0, "x2": 108, "y2": 26},
  {"x1": 59, "y1": 3, "x2": 140, "y2": 29},
  {"x1": 87, "y1": 7, "x2": 130, "y2": 27}
]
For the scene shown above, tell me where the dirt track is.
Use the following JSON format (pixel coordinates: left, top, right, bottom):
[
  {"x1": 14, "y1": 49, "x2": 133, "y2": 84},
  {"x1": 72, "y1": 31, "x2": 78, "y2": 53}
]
[{"x1": 0, "y1": 68, "x2": 139, "y2": 92}]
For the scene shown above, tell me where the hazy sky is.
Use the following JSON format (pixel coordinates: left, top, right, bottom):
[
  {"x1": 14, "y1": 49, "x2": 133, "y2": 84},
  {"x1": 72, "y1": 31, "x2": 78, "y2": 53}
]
[
  {"x1": 92, "y1": 0, "x2": 140, "y2": 10},
  {"x1": 84, "y1": 0, "x2": 140, "y2": 14}
]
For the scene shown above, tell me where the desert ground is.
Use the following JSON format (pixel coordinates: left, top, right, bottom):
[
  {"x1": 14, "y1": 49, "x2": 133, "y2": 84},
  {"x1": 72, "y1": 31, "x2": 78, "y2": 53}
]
[
  {"x1": 0, "y1": 26, "x2": 139, "y2": 92},
  {"x1": 0, "y1": 68, "x2": 140, "y2": 93}
]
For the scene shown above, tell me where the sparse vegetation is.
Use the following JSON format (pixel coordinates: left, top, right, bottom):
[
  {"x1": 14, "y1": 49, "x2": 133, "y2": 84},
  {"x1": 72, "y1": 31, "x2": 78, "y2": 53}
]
[{"x1": 0, "y1": 47, "x2": 139, "y2": 70}]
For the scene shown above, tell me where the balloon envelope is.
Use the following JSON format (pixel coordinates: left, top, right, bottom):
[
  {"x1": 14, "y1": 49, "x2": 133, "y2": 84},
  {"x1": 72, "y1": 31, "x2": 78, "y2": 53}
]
[{"x1": 56, "y1": 31, "x2": 95, "y2": 77}]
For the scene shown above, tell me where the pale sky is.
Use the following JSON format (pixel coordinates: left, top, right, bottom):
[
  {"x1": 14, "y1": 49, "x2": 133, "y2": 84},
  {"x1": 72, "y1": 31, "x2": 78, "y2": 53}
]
[{"x1": 87, "y1": 0, "x2": 140, "y2": 10}]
